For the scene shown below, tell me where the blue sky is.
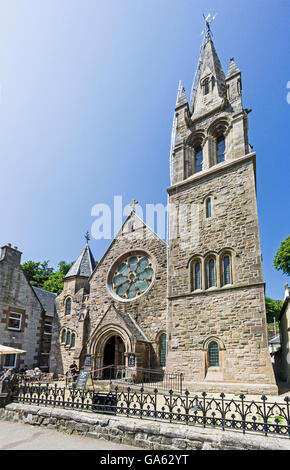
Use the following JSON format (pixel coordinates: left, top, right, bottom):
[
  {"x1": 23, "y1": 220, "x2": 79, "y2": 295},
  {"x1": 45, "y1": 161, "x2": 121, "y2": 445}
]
[{"x1": 0, "y1": 0, "x2": 289, "y2": 299}]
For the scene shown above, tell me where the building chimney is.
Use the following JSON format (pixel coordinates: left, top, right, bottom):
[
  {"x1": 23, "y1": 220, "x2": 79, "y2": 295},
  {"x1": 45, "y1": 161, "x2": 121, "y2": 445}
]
[{"x1": 0, "y1": 244, "x2": 22, "y2": 265}]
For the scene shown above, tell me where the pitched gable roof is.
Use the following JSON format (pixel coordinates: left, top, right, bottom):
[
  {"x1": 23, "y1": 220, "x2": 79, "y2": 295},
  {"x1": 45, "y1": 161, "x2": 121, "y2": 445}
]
[{"x1": 32, "y1": 287, "x2": 56, "y2": 317}]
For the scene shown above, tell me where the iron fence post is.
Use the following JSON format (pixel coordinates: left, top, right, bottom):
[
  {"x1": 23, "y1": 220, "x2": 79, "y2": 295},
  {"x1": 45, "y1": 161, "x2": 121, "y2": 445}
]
[
  {"x1": 202, "y1": 392, "x2": 207, "y2": 428},
  {"x1": 154, "y1": 388, "x2": 158, "y2": 420},
  {"x1": 220, "y1": 393, "x2": 225, "y2": 431},
  {"x1": 185, "y1": 390, "x2": 190, "y2": 425},
  {"x1": 126, "y1": 387, "x2": 131, "y2": 418},
  {"x1": 261, "y1": 395, "x2": 268, "y2": 437},
  {"x1": 169, "y1": 389, "x2": 173, "y2": 424},
  {"x1": 285, "y1": 396, "x2": 290, "y2": 439},
  {"x1": 239, "y1": 394, "x2": 246, "y2": 435}
]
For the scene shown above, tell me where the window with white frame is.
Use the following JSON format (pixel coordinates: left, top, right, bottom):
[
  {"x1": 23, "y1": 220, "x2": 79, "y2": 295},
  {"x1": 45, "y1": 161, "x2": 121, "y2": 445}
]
[
  {"x1": 4, "y1": 353, "x2": 17, "y2": 368},
  {"x1": 44, "y1": 322, "x2": 52, "y2": 335},
  {"x1": 8, "y1": 312, "x2": 22, "y2": 331}
]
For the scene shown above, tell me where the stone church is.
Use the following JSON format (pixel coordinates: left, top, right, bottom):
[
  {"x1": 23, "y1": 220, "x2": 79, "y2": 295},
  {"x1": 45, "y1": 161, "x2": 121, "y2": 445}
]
[{"x1": 50, "y1": 31, "x2": 277, "y2": 394}]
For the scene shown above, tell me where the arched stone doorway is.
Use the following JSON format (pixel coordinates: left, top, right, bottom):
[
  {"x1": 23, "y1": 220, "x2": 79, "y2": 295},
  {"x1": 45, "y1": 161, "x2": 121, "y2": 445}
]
[{"x1": 103, "y1": 334, "x2": 125, "y2": 379}]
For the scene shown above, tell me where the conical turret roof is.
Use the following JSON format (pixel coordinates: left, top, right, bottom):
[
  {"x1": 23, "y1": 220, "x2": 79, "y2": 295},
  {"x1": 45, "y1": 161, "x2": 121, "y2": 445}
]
[{"x1": 65, "y1": 242, "x2": 96, "y2": 278}]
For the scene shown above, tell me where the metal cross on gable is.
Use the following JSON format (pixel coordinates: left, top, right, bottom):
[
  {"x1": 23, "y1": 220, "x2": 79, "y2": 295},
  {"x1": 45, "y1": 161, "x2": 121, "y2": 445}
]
[
  {"x1": 130, "y1": 199, "x2": 138, "y2": 212},
  {"x1": 85, "y1": 231, "x2": 90, "y2": 242}
]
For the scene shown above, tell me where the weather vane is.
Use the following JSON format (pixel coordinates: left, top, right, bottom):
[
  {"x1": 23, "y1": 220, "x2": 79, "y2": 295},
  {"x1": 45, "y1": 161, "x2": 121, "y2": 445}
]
[
  {"x1": 85, "y1": 231, "x2": 90, "y2": 242},
  {"x1": 201, "y1": 13, "x2": 217, "y2": 38}
]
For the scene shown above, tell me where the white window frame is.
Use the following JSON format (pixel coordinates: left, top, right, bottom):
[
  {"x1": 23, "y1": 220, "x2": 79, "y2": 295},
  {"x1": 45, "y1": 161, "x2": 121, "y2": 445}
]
[
  {"x1": 44, "y1": 322, "x2": 52, "y2": 335},
  {"x1": 3, "y1": 353, "x2": 17, "y2": 369},
  {"x1": 8, "y1": 312, "x2": 22, "y2": 331}
]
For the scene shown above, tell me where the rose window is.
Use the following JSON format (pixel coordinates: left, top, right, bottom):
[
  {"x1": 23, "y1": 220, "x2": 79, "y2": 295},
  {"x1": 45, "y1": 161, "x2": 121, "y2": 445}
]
[{"x1": 111, "y1": 255, "x2": 154, "y2": 300}]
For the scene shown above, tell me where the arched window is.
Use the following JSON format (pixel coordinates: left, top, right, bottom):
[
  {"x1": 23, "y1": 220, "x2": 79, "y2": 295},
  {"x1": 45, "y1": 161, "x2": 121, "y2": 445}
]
[
  {"x1": 194, "y1": 262, "x2": 201, "y2": 290},
  {"x1": 208, "y1": 341, "x2": 219, "y2": 367},
  {"x1": 208, "y1": 259, "x2": 216, "y2": 288},
  {"x1": 203, "y1": 78, "x2": 210, "y2": 95},
  {"x1": 71, "y1": 333, "x2": 76, "y2": 348},
  {"x1": 159, "y1": 334, "x2": 167, "y2": 367},
  {"x1": 61, "y1": 329, "x2": 66, "y2": 343},
  {"x1": 216, "y1": 136, "x2": 225, "y2": 163},
  {"x1": 66, "y1": 331, "x2": 71, "y2": 346},
  {"x1": 195, "y1": 147, "x2": 203, "y2": 173},
  {"x1": 223, "y1": 256, "x2": 231, "y2": 285},
  {"x1": 206, "y1": 198, "x2": 211, "y2": 218},
  {"x1": 65, "y1": 298, "x2": 71, "y2": 315}
]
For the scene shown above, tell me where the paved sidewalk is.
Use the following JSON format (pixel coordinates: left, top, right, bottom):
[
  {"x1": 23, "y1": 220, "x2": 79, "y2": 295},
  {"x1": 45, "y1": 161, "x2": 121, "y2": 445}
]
[{"x1": 0, "y1": 421, "x2": 140, "y2": 450}]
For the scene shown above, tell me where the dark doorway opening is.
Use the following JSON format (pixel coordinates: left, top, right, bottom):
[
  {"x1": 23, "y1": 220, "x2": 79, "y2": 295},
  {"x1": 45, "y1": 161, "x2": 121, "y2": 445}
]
[{"x1": 103, "y1": 335, "x2": 125, "y2": 379}]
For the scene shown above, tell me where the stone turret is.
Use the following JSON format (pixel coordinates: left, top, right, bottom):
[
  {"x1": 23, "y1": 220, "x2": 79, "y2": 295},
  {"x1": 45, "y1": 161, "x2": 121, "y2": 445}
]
[
  {"x1": 50, "y1": 240, "x2": 96, "y2": 375},
  {"x1": 63, "y1": 242, "x2": 96, "y2": 295}
]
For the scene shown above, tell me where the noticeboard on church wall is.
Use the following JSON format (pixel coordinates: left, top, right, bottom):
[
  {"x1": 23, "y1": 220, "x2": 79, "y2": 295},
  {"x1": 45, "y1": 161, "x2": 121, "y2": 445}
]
[
  {"x1": 128, "y1": 354, "x2": 135, "y2": 367},
  {"x1": 84, "y1": 355, "x2": 92, "y2": 367}
]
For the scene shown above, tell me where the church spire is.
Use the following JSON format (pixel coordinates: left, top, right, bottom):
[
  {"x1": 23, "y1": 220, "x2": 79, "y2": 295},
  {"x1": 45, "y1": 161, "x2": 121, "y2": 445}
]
[{"x1": 191, "y1": 34, "x2": 226, "y2": 116}]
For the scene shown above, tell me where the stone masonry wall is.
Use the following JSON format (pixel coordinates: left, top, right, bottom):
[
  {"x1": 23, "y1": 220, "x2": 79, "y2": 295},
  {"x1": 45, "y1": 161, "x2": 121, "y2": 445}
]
[
  {"x1": 0, "y1": 246, "x2": 44, "y2": 369},
  {"x1": 1, "y1": 403, "x2": 289, "y2": 450},
  {"x1": 167, "y1": 157, "x2": 277, "y2": 392}
]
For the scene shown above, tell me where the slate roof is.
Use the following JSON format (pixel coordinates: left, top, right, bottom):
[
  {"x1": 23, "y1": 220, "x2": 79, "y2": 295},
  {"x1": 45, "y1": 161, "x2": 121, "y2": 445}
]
[
  {"x1": 269, "y1": 334, "x2": 280, "y2": 345},
  {"x1": 65, "y1": 243, "x2": 96, "y2": 279},
  {"x1": 32, "y1": 286, "x2": 57, "y2": 318},
  {"x1": 118, "y1": 310, "x2": 149, "y2": 342}
]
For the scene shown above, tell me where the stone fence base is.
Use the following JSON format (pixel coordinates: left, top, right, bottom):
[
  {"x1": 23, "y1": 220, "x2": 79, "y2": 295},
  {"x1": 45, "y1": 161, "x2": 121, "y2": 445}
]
[{"x1": 1, "y1": 403, "x2": 290, "y2": 450}]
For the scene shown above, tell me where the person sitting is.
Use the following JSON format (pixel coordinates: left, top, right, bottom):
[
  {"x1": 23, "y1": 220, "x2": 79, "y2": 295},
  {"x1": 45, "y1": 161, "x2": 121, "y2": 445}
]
[{"x1": 33, "y1": 367, "x2": 42, "y2": 382}]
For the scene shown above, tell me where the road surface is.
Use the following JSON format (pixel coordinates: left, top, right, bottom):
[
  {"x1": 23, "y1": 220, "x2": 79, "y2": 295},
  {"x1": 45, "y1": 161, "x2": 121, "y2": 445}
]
[{"x1": 0, "y1": 421, "x2": 140, "y2": 450}]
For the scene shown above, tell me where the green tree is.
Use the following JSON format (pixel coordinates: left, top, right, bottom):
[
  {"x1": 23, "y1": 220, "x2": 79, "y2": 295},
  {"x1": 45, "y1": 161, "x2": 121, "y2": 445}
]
[
  {"x1": 22, "y1": 260, "x2": 53, "y2": 287},
  {"x1": 22, "y1": 259, "x2": 74, "y2": 294},
  {"x1": 265, "y1": 296, "x2": 283, "y2": 324},
  {"x1": 42, "y1": 261, "x2": 74, "y2": 294},
  {"x1": 274, "y1": 235, "x2": 290, "y2": 276}
]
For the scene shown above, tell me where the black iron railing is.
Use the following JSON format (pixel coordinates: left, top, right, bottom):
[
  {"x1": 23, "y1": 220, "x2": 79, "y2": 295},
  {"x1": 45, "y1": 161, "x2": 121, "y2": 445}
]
[
  {"x1": 90, "y1": 365, "x2": 183, "y2": 393},
  {"x1": 105, "y1": 366, "x2": 183, "y2": 394},
  {"x1": 12, "y1": 383, "x2": 290, "y2": 439}
]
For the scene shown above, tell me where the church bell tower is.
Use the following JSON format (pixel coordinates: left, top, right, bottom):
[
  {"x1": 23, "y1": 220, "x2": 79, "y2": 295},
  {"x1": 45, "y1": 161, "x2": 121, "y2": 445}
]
[{"x1": 166, "y1": 25, "x2": 277, "y2": 394}]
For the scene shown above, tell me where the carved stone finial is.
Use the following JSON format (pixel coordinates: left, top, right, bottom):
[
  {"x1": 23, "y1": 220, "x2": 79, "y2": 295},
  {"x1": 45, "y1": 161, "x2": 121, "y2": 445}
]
[{"x1": 130, "y1": 199, "x2": 138, "y2": 213}]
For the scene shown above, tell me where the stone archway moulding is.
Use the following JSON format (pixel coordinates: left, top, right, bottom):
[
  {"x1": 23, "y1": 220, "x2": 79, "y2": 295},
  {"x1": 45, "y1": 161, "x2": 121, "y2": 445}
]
[{"x1": 88, "y1": 324, "x2": 133, "y2": 356}]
